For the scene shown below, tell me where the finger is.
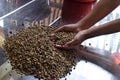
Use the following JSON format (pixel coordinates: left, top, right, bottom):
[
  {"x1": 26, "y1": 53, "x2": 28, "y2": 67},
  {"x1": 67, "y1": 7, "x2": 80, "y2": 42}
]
[
  {"x1": 55, "y1": 44, "x2": 75, "y2": 50},
  {"x1": 50, "y1": 27, "x2": 64, "y2": 36},
  {"x1": 54, "y1": 26, "x2": 65, "y2": 33},
  {"x1": 50, "y1": 27, "x2": 63, "y2": 36},
  {"x1": 55, "y1": 44, "x2": 68, "y2": 49},
  {"x1": 55, "y1": 44, "x2": 62, "y2": 48},
  {"x1": 50, "y1": 33, "x2": 55, "y2": 37}
]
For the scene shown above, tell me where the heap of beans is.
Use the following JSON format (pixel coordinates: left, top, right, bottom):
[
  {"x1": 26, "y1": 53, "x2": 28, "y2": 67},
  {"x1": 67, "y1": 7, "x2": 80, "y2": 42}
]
[{"x1": 4, "y1": 26, "x2": 76, "y2": 80}]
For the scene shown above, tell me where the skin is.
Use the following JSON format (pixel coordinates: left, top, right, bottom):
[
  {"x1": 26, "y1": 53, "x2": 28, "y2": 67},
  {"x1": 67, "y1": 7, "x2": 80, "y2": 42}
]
[
  {"x1": 52, "y1": 0, "x2": 120, "y2": 78},
  {"x1": 53, "y1": 0, "x2": 120, "y2": 80},
  {"x1": 53, "y1": 0, "x2": 120, "y2": 50}
]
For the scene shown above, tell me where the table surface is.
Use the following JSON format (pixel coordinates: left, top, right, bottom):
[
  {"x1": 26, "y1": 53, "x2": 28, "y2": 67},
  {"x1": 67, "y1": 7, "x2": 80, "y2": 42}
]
[{"x1": 0, "y1": 0, "x2": 120, "y2": 80}]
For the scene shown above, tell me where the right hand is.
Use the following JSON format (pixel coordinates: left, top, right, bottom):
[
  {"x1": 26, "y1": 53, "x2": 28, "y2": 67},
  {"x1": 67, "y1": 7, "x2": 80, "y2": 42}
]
[{"x1": 51, "y1": 23, "x2": 87, "y2": 50}]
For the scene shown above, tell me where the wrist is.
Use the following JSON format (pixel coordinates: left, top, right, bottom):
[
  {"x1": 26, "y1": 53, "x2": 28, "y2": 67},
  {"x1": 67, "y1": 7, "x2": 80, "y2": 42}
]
[
  {"x1": 76, "y1": 20, "x2": 92, "y2": 30},
  {"x1": 77, "y1": 30, "x2": 89, "y2": 43},
  {"x1": 82, "y1": 30, "x2": 89, "y2": 40}
]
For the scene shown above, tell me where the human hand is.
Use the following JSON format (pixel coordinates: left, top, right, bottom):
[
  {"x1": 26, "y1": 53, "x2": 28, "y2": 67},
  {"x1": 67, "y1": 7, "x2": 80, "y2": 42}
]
[
  {"x1": 51, "y1": 24, "x2": 80, "y2": 49},
  {"x1": 55, "y1": 30, "x2": 87, "y2": 50},
  {"x1": 51, "y1": 23, "x2": 84, "y2": 50},
  {"x1": 51, "y1": 23, "x2": 88, "y2": 50},
  {"x1": 53, "y1": 23, "x2": 81, "y2": 33}
]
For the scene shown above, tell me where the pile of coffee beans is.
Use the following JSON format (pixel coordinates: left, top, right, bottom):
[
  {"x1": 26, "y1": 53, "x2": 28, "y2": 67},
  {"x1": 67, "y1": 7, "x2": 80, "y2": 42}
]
[{"x1": 4, "y1": 26, "x2": 76, "y2": 80}]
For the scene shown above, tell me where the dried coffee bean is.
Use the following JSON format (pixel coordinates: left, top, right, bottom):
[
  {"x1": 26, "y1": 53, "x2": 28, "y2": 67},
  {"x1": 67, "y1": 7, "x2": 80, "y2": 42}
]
[{"x1": 4, "y1": 26, "x2": 76, "y2": 80}]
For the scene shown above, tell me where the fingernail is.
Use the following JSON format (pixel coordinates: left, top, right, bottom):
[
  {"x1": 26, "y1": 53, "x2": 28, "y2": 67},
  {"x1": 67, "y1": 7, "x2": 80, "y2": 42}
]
[
  {"x1": 51, "y1": 33, "x2": 55, "y2": 36},
  {"x1": 56, "y1": 44, "x2": 61, "y2": 47}
]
